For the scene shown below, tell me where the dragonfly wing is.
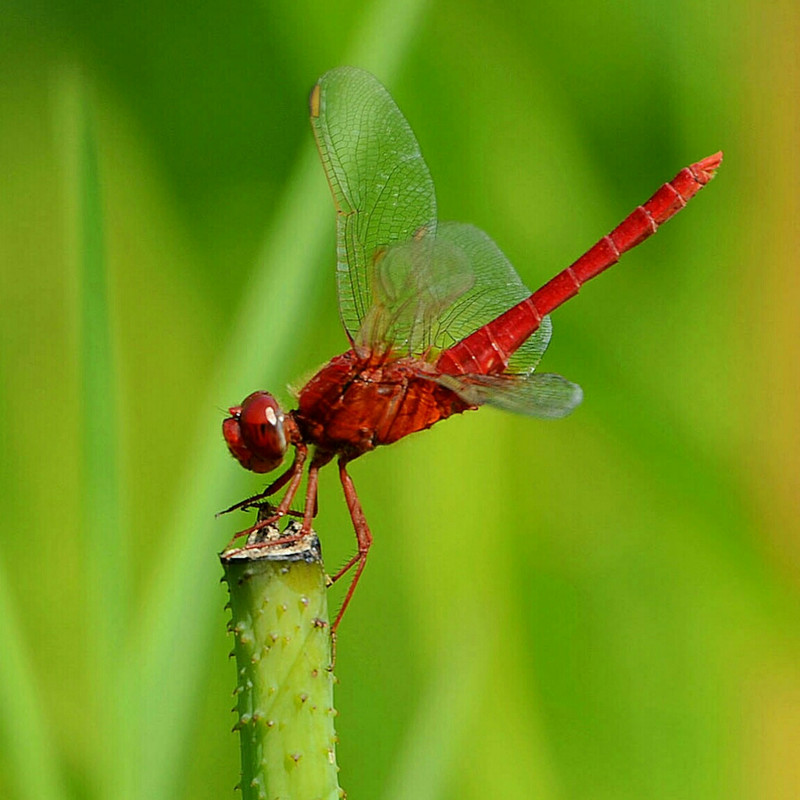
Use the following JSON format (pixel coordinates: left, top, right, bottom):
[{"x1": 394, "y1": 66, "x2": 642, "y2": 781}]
[
  {"x1": 310, "y1": 67, "x2": 437, "y2": 343},
  {"x1": 357, "y1": 232, "x2": 475, "y2": 355},
  {"x1": 358, "y1": 220, "x2": 555, "y2": 363},
  {"x1": 433, "y1": 222, "x2": 552, "y2": 374},
  {"x1": 437, "y1": 371, "x2": 583, "y2": 419}
]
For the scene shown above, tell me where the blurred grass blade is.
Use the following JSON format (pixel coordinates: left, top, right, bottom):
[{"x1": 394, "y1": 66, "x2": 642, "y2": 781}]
[
  {"x1": 70, "y1": 72, "x2": 128, "y2": 800},
  {"x1": 122, "y1": 0, "x2": 433, "y2": 798},
  {"x1": 76, "y1": 75, "x2": 127, "y2": 664},
  {"x1": 0, "y1": 565, "x2": 66, "y2": 800}
]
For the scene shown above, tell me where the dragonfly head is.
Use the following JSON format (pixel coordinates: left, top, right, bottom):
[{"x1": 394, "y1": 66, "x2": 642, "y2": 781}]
[{"x1": 223, "y1": 391, "x2": 288, "y2": 473}]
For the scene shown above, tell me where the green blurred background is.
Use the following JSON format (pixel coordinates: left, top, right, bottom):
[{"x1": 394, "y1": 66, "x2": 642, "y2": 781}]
[{"x1": 2, "y1": 0, "x2": 799, "y2": 798}]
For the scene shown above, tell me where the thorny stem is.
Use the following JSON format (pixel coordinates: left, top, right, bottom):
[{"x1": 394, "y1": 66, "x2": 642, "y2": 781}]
[{"x1": 220, "y1": 520, "x2": 343, "y2": 800}]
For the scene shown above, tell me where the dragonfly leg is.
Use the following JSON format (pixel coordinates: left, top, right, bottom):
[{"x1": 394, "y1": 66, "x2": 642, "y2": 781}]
[
  {"x1": 217, "y1": 452, "x2": 302, "y2": 516},
  {"x1": 329, "y1": 457, "x2": 373, "y2": 634},
  {"x1": 234, "y1": 449, "x2": 332, "y2": 555},
  {"x1": 224, "y1": 444, "x2": 307, "y2": 549},
  {"x1": 298, "y1": 450, "x2": 332, "y2": 532}
]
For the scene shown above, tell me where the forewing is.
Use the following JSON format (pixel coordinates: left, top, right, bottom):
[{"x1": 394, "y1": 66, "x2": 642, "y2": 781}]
[
  {"x1": 356, "y1": 233, "x2": 474, "y2": 355},
  {"x1": 437, "y1": 371, "x2": 583, "y2": 419},
  {"x1": 310, "y1": 67, "x2": 437, "y2": 343},
  {"x1": 433, "y1": 222, "x2": 552, "y2": 374}
]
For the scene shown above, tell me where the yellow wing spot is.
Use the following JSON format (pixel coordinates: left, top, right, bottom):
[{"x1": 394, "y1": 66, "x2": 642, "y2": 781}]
[{"x1": 309, "y1": 83, "x2": 321, "y2": 118}]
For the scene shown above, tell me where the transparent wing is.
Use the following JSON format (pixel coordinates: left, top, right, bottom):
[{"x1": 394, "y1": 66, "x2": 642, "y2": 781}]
[
  {"x1": 310, "y1": 67, "x2": 437, "y2": 343},
  {"x1": 436, "y1": 371, "x2": 583, "y2": 419},
  {"x1": 355, "y1": 221, "x2": 553, "y2": 367},
  {"x1": 432, "y1": 222, "x2": 551, "y2": 374},
  {"x1": 356, "y1": 233, "x2": 475, "y2": 355}
]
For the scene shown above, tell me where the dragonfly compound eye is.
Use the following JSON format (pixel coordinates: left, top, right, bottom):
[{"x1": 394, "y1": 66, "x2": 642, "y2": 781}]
[{"x1": 222, "y1": 391, "x2": 287, "y2": 473}]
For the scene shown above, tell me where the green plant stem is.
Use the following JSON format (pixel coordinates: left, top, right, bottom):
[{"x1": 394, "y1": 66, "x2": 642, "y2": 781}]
[{"x1": 221, "y1": 524, "x2": 341, "y2": 800}]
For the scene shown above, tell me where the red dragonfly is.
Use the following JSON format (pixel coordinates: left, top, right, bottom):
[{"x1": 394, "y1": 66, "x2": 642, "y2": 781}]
[{"x1": 222, "y1": 67, "x2": 721, "y2": 631}]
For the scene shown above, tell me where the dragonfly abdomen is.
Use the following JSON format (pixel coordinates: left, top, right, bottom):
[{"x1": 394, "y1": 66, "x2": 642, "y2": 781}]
[{"x1": 436, "y1": 152, "x2": 722, "y2": 377}]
